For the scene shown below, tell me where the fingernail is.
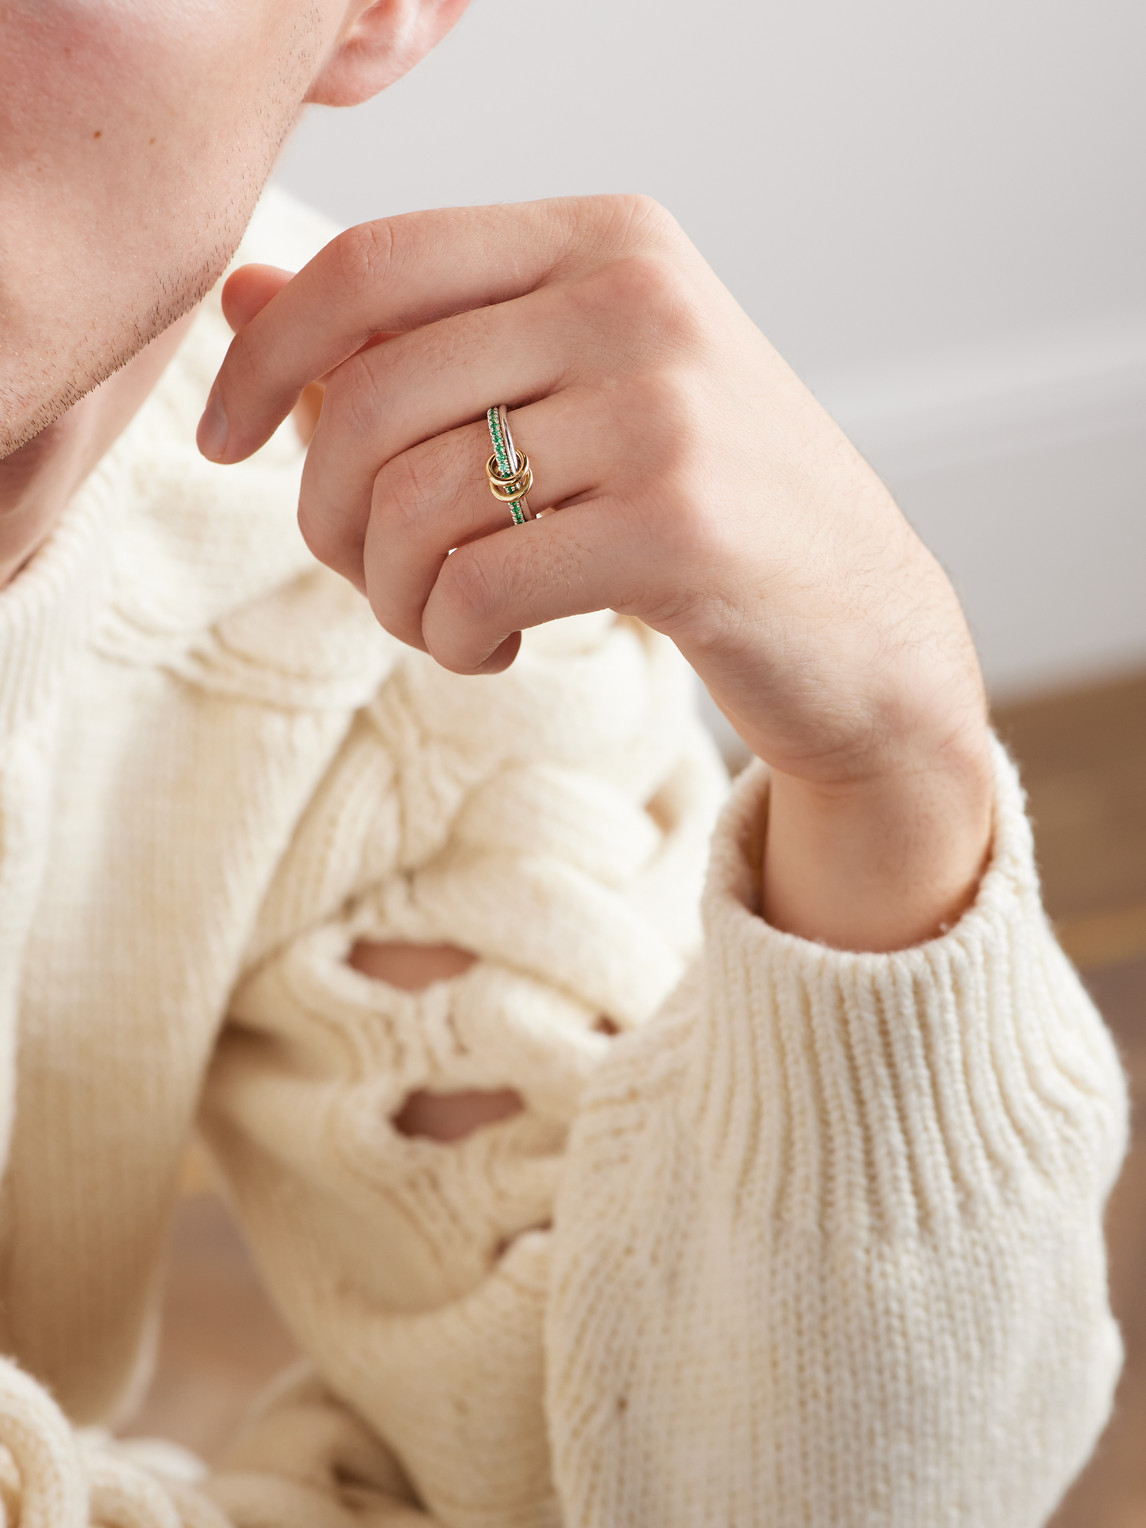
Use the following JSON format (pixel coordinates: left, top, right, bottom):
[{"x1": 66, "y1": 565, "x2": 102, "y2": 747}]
[{"x1": 197, "y1": 389, "x2": 229, "y2": 462}]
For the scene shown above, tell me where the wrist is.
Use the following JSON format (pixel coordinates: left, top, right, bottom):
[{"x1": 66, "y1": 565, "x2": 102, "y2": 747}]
[{"x1": 759, "y1": 723, "x2": 995, "y2": 952}]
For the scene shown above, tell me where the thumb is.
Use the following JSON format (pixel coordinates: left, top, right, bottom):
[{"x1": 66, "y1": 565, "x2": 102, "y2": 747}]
[
  {"x1": 211, "y1": 263, "x2": 400, "y2": 453},
  {"x1": 220, "y1": 263, "x2": 295, "y2": 334},
  {"x1": 221, "y1": 264, "x2": 327, "y2": 445}
]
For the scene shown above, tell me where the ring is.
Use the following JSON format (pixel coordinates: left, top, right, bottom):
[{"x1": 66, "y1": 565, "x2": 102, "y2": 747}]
[{"x1": 486, "y1": 405, "x2": 533, "y2": 525}]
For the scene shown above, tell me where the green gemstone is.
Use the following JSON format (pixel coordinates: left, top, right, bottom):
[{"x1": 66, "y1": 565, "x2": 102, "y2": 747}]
[
  {"x1": 489, "y1": 407, "x2": 527, "y2": 521},
  {"x1": 487, "y1": 407, "x2": 516, "y2": 476}
]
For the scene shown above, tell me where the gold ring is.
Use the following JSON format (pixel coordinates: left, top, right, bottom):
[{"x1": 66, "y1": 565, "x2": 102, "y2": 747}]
[
  {"x1": 485, "y1": 405, "x2": 533, "y2": 525},
  {"x1": 486, "y1": 451, "x2": 535, "y2": 502}
]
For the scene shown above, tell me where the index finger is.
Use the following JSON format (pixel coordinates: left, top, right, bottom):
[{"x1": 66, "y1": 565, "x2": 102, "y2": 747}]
[{"x1": 198, "y1": 193, "x2": 661, "y2": 465}]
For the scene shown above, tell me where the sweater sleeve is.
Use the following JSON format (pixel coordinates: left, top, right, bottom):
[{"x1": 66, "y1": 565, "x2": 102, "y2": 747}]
[{"x1": 545, "y1": 739, "x2": 1129, "y2": 1527}]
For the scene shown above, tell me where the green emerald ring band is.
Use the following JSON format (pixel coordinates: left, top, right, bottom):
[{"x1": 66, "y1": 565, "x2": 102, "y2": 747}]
[{"x1": 486, "y1": 405, "x2": 533, "y2": 525}]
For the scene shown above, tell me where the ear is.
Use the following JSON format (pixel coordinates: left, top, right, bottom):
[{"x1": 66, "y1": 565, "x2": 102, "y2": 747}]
[{"x1": 306, "y1": 0, "x2": 471, "y2": 107}]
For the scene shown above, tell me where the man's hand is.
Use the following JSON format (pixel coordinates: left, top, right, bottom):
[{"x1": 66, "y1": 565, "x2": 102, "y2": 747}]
[{"x1": 199, "y1": 196, "x2": 992, "y2": 952}]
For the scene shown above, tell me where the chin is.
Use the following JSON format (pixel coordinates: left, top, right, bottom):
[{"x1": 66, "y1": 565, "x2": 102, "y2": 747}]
[
  {"x1": 0, "y1": 253, "x2": 225, "y2": 463},
  {"x1": 0, "y1": 315, "x2": 116, "y2": 460},
  {"x1": 0, "y1": 383, "x2": 84, "y2": 463}
]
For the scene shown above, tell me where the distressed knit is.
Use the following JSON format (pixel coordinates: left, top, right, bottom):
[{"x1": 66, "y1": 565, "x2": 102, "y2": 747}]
[{"x1": 0, "y1": 189, "x2": 1129, "y2": 1528}]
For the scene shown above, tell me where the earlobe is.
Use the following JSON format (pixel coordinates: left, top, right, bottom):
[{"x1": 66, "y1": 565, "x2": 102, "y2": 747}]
[{"x1": 305, "y1": 0, "x2": 470, "y2": 109}]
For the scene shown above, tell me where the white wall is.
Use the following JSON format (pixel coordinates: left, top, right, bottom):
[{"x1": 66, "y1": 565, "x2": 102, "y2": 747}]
[{"x1": 274, "y1": 0, "x2": 1146, "y2": 701}]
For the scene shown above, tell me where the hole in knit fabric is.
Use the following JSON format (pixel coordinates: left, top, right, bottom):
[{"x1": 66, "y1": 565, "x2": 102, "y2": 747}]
[
  {"x1": 348, "y1": 940, "x2": 476, "y2": 990},
  {"x1": 391, "y1": 1087, "x2": 525, "y2": 1143},
  {"x1": 493, "y1": 1220, "x2": 553, "y2": 1262},
  {"x1": 351, "y1": 942, "x2": 521, "y2": 1144},
  {"x1": 643, "y1": 784, "x2": 675, "y2": 834}
]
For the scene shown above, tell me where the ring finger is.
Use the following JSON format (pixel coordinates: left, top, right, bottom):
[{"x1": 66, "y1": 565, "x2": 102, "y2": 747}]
[{"x1": 363, "y1": 387, "x2": 615, "y2": 650}]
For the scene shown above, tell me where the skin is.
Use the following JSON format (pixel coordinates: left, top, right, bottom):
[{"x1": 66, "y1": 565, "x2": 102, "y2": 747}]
[
  {"x1": 0, "y1": 0, "x2": 462, "y2": 556},
  {"x1": 1, "y1": 0, "x2": 994, "y2": 1142},
  {"x1": 207, "y1": 207, "x2": 994, "y2": 956}
]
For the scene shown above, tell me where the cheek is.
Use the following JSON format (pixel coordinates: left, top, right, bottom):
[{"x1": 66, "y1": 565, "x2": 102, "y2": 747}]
[
  {"x1": 1, "y1": 2, "x2": 314, "y2": 203},
  {"x1": 3, "y1": 5, "x2": 192, "y2": 141},
  {"x1": 0, "y1": 1, "x2": 321, "y2": 304},
  {"x1": 0, "y1": 0, "x2": 326, "y2": 431}
]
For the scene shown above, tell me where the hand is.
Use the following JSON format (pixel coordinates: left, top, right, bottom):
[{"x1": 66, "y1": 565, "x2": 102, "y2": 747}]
[{"x1": 199, "y1": 195, "x2": 993, "y2": 951}]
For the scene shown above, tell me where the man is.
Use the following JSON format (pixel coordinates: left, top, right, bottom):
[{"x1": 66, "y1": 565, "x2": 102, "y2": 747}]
[{"x1": 0, "y1": 2, "x2": 1127, "y2": 1525}]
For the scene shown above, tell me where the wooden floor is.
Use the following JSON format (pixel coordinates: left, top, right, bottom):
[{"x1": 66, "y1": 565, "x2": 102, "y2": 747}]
[
  {"x1": 131, "y1": 671, "x2": 1146, "y2": 1521},
  {"x1": 994, "y1": 669, "x2": 1146, "y2": 970}
]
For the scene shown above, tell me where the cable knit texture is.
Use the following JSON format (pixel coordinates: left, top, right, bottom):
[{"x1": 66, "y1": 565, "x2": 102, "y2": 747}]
[{"x1": 0, "y1": 188, "x2": 1128, "y2": 1527}]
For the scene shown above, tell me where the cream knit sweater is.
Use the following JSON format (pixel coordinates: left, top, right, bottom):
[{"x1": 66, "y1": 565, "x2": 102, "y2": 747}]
[{"x1": 0, "y1": 189, "x2": 1128, "y2": 1528}]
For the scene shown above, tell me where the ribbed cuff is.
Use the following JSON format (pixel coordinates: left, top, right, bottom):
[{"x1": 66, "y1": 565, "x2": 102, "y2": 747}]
[{"x1": 686, "y1": 737, "x2": 1128, "y2": 1235}]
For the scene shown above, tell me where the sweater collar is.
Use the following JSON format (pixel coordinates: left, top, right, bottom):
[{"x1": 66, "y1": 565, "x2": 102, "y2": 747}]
[
  {"x1": 0, "y1": 439, "x2": 123, "y2": 744},
  {"x1": 0, "y1": 188, "x2": 373, "y2": 742},
  {"x1": 0, "y1": 286, "x2": 313, "y2": 745}
]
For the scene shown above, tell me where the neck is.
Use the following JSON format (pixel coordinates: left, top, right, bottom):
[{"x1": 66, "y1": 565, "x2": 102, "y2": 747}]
[{"x1": 0, "y1": 313, "x2": 197, "y2": 590}]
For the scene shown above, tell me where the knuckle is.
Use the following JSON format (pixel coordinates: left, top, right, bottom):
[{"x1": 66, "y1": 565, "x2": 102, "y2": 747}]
[
  {"x1": 595, "y1": 192, "x2": 676, "y2": 249},
  {"x1": 547, "y1": 194, "x2": 678, "y2": 278},
  {"x1": 215, "y1": 330, "x2": 264, "y2": 415},
  {"x1": 296, "y1": 470, "x2": 360, "y2": 580},
  {"x1": 594, "y1": 252, "x2": 704, "y2": 350},
  {"x1": 372, "y1": 449, "x2": 436, "y2": 538},
  {"x1": 368, "y1": 598, "x2": 424, "y2": 656},
  {"x1": 619, "y1": 191, "x2": 675, "y2": 239},
  {"x1": 323, "y1": 350, "x2": 386, "y2": 442},
  {"x1": 440, "y1": 545, "x2": 505, "y2": 627},
  {"x1": 373, "y1": 431, "x2": 472, "y2": 536},
  {"x1": 296, "y1": 501, "x2": 343, "y2": 571},
  {"x1": 331, "y1": 218, "x2": 399, "y2": 297}
]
